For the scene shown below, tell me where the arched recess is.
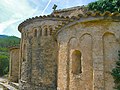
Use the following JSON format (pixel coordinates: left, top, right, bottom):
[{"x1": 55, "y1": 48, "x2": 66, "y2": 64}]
[
  {"x1": 23, "y1": 44, "x2": 26, "y2": 62},
  {"x1": 44, "y1": 28, "x2": 48, "y2": 36},
  {"x1": 21, "y1": 41, "x2": 28, "y2": 81},
  {"x1": 39, "y1": 26, "x2": 42, "y2": 36},
  {"x1": 49, "y1": 26, "x2": 52, "y2": 35},
  {"x1": 34, "y1": 28, "x2": 37, "y2": 37},
  {"x1": 68, "y1": 37, "x2": 81, "y2": 90},
  {"x1": 103, "y1": 32, "x2": 120, "y2": 90},
  {"x1": 21, "y1": 35, "x2": 33, "y2": 82},
  {"x1": 68, "y1": 37, "x2": 79, "y2": 49},
  {"x1": 42, "y1": 25, "x2": 48, "y2": 36},
  {"x1": 72, "y1": 50, "x2": 82, "y2": 75},
  {"x1": 33, "y1": 27, "x2": 42, "y2": 37},
  {"x1": 79, "y1": 33, "x2": 93, "y2": 90}
]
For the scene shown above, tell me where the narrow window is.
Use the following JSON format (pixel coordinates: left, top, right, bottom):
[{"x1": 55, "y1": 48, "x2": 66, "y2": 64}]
[
  {"x1": 44, "y1": 28, "x2": 47, "y2": 36},
  {"x1": 23, "y1": 44, "x2": 26, "y2": 62},
  {"x1": 49, "y1": 27, "x2": 52, "y2": 35},
  {"x1": 72, "y1": 50, "x2": 82, "y2": 75},
  {"x1": 34, "y1": 29, "x2": 37, "y2": 37},
  {"x1": 39, "y1": 26, "x2": 42, "y2": 36}
]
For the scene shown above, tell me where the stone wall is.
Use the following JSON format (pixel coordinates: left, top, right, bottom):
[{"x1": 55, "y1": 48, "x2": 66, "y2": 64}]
[
  {"x1": 18, "y1": 6, "x2": 120, "y2": 90},
  {"x1": 57, "y1": 20, "x2": 120, "y2": 90},
  {"x1": 18, "y1": 17, "x2": 69, "y2": 90},
  {"x1": 19, "y1": 35, "x2": 58, "y2": 90},
  {"x1": 52, "y1": 6, "x2": 88, "y2": 17},
  {"x1": 9, "y1": 46, "x2": 19, "y2": 83}
]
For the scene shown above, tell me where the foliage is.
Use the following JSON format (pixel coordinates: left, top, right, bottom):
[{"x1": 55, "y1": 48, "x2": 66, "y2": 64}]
[
  {"x1": 0, "y1": 35, "x2": 20, "y2": 76},
  {"x1": 0, "y1": 55, "x2": 9, "y2": 76},
  {"x1": 88, "y1": 0, "x2": 120, "y2": 13},
  {"x1": 111, "y1": 51, "x2": 120, "y2": 90},
  {"x1": 0, "y1": 36, "x2": 20, "y2": 48}
]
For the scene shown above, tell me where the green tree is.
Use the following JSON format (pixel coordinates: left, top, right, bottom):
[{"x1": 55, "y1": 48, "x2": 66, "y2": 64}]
[
  {"x1": 88, "y1": 0, "x2": 120, "y2": 13},
  {"x1": 111, "y1": 51, "x2": 120, "y2": 90},
  {"x1": 0, "y1": 55, "x2": 9, "y2": 76},
  {"x1": 0, "y1": 35, "x2": 20, "y2": 76}
]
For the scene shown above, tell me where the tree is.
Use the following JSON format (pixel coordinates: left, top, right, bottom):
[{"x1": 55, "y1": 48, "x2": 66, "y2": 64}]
[
  {"x1": 88, "y1": 0, "x2": 120, "y2": 13},
  {"x1": 0, "y1": 35, "x2": 20, "y2": 76},
  {"x1": 111, "y1": 51, "x2": 120, "y2": 90},
  {"x1": 0, "y1": 55, "x2": 9, "y2": 76}
]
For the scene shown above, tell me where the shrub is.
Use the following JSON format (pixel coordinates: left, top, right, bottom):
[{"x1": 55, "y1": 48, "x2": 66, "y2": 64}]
[
  {"x1": 111, "y1": 51, "x2": 120, "y2": 90},
  {"x1": 88, "y1": 0, "x2": 120, "y2": 13}
]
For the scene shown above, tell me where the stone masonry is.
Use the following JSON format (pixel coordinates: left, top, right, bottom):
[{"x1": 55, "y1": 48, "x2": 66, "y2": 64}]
[
  {"x1": 52, "y1": 6, "x2": 88, "y2": 17},
  {"x1": 18, "y1": 6, "x2": 120, "y2": 90},
  {"x1": 9, "y1": 46, "x2": 19, "y2": 83}
]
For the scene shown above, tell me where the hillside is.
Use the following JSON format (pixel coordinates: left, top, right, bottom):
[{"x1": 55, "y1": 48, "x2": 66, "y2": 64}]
[
  {"x1": 0, "y1": 35, "x2": 8, "y2": 38},
  {"x1": 0, "y1": 35, "x2": 20, "y2": 76}
]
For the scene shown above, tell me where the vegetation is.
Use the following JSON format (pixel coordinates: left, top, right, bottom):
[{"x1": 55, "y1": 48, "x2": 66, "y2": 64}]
[
  {"x1": 0, "y1": 35, "x2": 20, "y2": 76},
  {"x1": 0, "y1": 36, "x2": 20, "y2": 48},
  {"x1": 111, "y1": 51, "x2": 120, "y2": 90},
  {"x1": 88, "y1": 0, "x2": 120, "y2": 13},
  {"x1": 0, "y1": 55, "x2": 9, "y2": 76}
]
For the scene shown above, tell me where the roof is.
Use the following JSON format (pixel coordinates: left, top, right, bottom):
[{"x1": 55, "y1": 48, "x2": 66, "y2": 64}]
[
  {"x1": 53, "y1": 11, "x2": 120, "y2": 36},
  {"x1": 18, "y1": 6, "x2": 120, "y2": 33},
  {"x1": 52, "y1": 6, "x2": 87, "y2": 13},
  {"x1": 18, "y1": 15, "x2": 70, "y2": 32}
]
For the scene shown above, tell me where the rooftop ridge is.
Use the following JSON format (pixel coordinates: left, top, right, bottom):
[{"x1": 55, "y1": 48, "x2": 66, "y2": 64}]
[
  {"x1": 18, "y1": 11, "x2": 120, "y2": 33},
  {"x1": 52, "y1": 11, "x2": 120, "y2": 36},
  {"x1": 18, "y1": 14, "x2": 70, "y2": 32},
  {"x1": 53, "y1": 5, "x2": 87, "y2": 13}
]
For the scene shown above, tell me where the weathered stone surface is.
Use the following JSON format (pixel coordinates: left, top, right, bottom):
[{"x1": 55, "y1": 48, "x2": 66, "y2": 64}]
[
  {"x1": 9, "y1": 46, "x2": 19, "y2": 83},
  {"x1": 18, "y1": 6, "x2": 120, "y2": 90},
  {"x1": 52, "y1": 6, "x2": 88, "y2": 17},
  {"x1": 19, "y1": 20, "x2": 62, "y2": 90},
  {"x1": 57, "y1": 21, "x2": 120, "y2": 90}
]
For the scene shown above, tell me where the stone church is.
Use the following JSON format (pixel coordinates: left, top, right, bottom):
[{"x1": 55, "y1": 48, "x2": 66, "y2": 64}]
[{"x1": 10, "y1": 6, "x2": 120, "y2": 90}]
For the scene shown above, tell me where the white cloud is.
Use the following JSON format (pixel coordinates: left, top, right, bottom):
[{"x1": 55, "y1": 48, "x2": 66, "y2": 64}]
[
  {"x1": 3, "y1": 0, "x2": 37, "y2": 17},
  {"x1": 0, "y1": 0, "x2": 96, "y2": 37},
  {"x1": 0, "y1": 19, "x2": 19, "y2": 34},
  {"x1": 41, "y1": 0, "x2": 52, "y2": 15},
  {"x1": 0, "y1": 0, "x2": 41, "y2": 37}
]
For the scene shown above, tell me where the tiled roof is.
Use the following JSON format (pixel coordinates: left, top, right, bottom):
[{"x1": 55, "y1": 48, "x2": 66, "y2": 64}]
[
  {"x1": 52, "y1": 6, "x2": 86, "y2": 13},
  {"x1": 18, "y1": 14, "x2": 70, "y2": 32},
  {"x1": 18, "y1": 11, "x2": 120, "y2": 33},
  {"x1": 53, "y1": 11, "x2": 120, "y2": 35}
]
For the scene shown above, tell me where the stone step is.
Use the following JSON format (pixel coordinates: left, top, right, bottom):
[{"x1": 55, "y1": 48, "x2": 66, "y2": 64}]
[
  {"x1": 0, "y1": 82, "x2": 18, "y2": 90},
  {"x1": 8, "y1": 82, "x2": 19, "y2": 89}
]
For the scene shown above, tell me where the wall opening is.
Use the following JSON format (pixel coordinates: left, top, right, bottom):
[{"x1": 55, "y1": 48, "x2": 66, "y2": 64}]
[
  {"x1": 23, "y1": 44, "x2": 26, "y2": 62},
  {"x1": 44, "y1": 28, "x2": 47, "y2": 36},
  {"x1": 39, "y1": 26, "x2": 42, "y2": 36},
  {"x1": 34, "y1": 29, "x2": 37, "y2": 37},
  {"x1": 49, "y1": 27, "x2": 52, "y2": 35},
  {"x1": 72, "y1": 50, "x2": 82, "y2": 75}
]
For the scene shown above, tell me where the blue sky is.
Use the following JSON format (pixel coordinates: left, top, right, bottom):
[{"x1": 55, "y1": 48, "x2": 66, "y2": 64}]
[{"x1": 0, "y1": 0, "x2": 96, "y2": 38}]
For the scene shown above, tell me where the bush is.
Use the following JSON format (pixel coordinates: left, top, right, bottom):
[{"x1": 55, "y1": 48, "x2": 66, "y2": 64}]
[
  {"x1": 0, "y1": 55, "x2": 9, "y2": 76},
  {"x1": 88, "y1": 0, "x2": 120, "y2": 13},
  {"x1": 111, "y1": 51, "x2": 120, "y2": 90},
  {"x1": 0, "y1": 36, "x2": 20, "y2": 76}
]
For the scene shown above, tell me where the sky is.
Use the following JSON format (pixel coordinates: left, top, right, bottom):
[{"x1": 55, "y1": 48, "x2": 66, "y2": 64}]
[{"x1": 0, "y1": 0, "x2": 96, "y2": 38}]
